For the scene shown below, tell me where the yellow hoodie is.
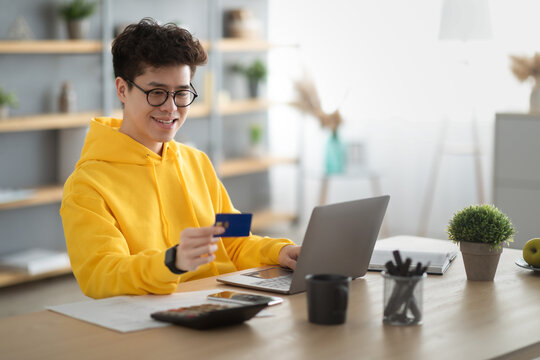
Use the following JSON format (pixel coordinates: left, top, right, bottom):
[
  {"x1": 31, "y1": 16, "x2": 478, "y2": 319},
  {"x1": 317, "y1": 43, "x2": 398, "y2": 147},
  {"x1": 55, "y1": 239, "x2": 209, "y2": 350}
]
[{"x1": 60, "y1": 117, "x2": 294, "y2": 299}]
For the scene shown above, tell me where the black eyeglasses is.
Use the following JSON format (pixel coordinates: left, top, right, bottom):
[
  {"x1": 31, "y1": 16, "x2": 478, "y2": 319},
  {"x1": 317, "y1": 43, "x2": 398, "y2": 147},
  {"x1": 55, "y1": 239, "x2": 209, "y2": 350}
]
[{"x1": 124, "y1": 78, "x2": 198, "y2": 107}]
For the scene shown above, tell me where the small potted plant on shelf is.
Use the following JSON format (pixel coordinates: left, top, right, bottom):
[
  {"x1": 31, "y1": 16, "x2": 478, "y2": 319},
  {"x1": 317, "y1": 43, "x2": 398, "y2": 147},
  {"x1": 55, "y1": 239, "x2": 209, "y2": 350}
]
[
  {"x1": 232, "y1": 60, "x2": 267, "y2": 98},
  {"x1": 0, "y1": 86, "x2": 19, "y2": 120},
  {"x1": 446, "y1": 204, "x2": 515, "y2": 281},
  {"x1": 59, "y1": 0, "x2": 97, "y2": 40}
]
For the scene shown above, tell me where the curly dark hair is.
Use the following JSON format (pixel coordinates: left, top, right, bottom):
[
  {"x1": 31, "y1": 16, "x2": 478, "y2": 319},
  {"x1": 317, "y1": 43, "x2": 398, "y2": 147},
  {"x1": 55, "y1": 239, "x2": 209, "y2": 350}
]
[{"x1": 112, "y1": 18, "x2": 208, "y2": 83}]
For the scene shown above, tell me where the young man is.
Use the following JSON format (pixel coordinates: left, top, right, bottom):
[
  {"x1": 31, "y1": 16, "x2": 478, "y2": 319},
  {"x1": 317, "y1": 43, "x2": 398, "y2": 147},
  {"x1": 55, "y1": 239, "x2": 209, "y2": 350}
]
[{"x1": 60, "y1": 18, "x2": 300, "y2": 299}]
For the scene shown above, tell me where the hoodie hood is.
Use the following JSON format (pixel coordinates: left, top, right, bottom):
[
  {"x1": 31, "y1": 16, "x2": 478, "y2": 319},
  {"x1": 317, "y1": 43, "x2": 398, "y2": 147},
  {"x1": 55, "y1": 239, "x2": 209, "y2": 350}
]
[{"x1": 77, "y1": 117, "x2": 179, "y2": 167}]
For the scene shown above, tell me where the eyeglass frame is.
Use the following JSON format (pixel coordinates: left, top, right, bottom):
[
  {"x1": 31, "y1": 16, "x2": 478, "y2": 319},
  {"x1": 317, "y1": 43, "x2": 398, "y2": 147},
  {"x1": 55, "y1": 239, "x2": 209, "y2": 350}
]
[{"x1": 123, "y1": 78, "x2": 198, "y2": 108}]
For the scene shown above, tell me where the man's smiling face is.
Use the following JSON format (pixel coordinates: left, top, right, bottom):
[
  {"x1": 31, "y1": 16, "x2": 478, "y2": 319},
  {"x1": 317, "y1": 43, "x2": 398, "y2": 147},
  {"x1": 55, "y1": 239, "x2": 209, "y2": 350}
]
[{"x1": 116, "y1": 64, "x2": 192, "y2": 155}]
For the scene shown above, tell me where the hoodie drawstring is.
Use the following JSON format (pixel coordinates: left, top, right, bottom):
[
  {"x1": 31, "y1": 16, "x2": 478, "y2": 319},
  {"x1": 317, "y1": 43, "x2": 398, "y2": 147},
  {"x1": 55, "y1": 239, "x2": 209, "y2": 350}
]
[
  {"x1": 173, "y1": 150, "x2": 219, "y2": 275},
  {"x1": 147, "y1": 154, "x2": 171, "y2": 245},
  {"x1": 172, "y1": 151, "x2": 200, "y2": 227}
]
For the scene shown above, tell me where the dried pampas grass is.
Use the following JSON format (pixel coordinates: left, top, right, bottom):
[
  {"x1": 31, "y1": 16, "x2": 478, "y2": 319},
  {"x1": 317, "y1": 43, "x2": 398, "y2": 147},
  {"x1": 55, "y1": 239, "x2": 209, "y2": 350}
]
[
  {"x1": 510, "y1": 53, "x2": 540, "y2": 82},
  {"x1": 293, "y1": 74, "x2": 343, "y2": 133}
]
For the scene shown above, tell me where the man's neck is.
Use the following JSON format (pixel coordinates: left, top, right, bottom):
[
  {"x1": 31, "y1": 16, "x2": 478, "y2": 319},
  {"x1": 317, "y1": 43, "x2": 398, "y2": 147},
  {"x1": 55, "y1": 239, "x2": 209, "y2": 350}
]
[{"x1": 118, "y1": 122, "x2": 164, "y2": 156}]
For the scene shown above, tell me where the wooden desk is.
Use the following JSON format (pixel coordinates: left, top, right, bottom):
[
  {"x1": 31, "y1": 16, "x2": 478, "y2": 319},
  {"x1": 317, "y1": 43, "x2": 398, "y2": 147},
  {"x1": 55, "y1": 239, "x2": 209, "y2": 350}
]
[{"x1": 1, "y1": 248, "x2": 540, "y2": 360}]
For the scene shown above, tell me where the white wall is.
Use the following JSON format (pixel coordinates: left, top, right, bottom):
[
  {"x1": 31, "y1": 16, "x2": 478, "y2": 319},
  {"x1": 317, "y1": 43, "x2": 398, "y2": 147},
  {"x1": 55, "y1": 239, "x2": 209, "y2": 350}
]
[{"x1": 267, "y1": 0, "x2": 540, "y2": 239}]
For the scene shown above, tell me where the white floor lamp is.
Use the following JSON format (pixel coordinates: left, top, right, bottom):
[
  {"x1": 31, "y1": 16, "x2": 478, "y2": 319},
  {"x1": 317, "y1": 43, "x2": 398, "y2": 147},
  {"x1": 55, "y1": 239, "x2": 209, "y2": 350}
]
[{"x1": 418, "y1": 0, "x2": 492, "y2": 237}]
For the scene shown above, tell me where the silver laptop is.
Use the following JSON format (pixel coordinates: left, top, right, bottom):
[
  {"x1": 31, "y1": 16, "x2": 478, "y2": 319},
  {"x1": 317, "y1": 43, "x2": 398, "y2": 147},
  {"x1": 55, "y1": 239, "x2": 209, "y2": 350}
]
[{"x1": 217, "y1": 195, "x2": 390, "y2": 294}]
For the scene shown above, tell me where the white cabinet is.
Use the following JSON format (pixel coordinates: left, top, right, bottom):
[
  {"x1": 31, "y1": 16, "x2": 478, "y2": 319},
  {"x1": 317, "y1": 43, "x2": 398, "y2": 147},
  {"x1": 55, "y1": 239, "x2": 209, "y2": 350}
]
[{"x1": 494, "y1": 113, "x2": 540, "y2": 249}]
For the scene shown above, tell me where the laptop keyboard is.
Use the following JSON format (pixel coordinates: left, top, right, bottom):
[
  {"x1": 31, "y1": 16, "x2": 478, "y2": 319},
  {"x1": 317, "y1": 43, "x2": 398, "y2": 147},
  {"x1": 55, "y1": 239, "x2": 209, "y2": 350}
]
[{"x1": 252, "y1": 274, "x2": 292, "y2": 290}]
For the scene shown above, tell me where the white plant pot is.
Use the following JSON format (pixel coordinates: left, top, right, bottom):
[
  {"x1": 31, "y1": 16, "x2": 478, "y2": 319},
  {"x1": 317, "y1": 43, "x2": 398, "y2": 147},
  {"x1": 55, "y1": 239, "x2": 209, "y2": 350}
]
[{"x1": 67, "y1": 19, "x2": 90, "y2": 40}]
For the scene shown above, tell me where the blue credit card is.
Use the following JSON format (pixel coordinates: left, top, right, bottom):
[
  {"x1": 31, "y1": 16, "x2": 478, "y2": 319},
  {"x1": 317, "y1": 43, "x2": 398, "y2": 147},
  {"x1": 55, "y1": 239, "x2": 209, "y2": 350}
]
[{"x1": 215, "y1": 213, "x2": 252, "y2": 237}]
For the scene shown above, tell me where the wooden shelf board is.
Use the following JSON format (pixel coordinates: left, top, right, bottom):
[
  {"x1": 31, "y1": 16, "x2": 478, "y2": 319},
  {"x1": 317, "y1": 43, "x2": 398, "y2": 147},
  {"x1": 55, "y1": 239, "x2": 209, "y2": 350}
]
[
  {"x1": 0, "y1": 185, "x2": 63, "y2": 211},
  {"x1": 252, "y1": 209, "x2": 298, "y2": 231},
  {"x1": 213, "y1": 39, "x2": 297, "y2": 52},
  {"x1": 214, "y1": 38, "x2": 272, "y2": 52},
  {"x1": 219, "y1": 156, "x2": 298, "y2": 178},
  {"x1": 0, "y1": 39, "x2": 294, "y2": 54},
  {"x1": 0, "y1": 112, "x2": 95, "y2": 132},
  {"x1": 0, "y1": 40, "x2": 103, "y2": 54},
  {"x1": 219, "y1": 99, "x2": 269, "y2": 116},
  {"x1": 0, "y1": 267, "x2": 72, "y2": 288}
]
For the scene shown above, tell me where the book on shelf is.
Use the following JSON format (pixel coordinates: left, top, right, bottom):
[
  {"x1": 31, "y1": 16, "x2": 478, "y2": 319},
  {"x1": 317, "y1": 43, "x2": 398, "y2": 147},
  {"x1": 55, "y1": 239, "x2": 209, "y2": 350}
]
[
  {"x1": 368, "y1": 235, "x2": 458, "y2": 275},
  {"x1": 0, "y1": 248, "x2": 70, "y2": 275},
  {"x1": 0, "y1": 188, "x2": 35, "y2": 204}
]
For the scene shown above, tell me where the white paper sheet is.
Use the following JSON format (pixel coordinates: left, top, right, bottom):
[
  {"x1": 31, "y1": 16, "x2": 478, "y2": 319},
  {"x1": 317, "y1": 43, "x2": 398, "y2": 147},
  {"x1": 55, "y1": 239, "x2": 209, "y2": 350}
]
[{"x1": 46, "y1": 289, "x2": 223, "y2": 333}]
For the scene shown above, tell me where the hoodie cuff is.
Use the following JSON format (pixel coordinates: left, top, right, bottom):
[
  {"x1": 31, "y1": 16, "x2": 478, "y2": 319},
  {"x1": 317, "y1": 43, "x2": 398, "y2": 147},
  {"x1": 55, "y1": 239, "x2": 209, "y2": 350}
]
[{"x1": 267, "y1": 239, "x2": 296, "y2": 264}]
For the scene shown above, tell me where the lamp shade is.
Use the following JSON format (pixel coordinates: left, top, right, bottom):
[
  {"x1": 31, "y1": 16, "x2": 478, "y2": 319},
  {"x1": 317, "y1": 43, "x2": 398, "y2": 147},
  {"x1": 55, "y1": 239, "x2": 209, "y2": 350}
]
[{"x1": 439, "y1": 0, "x2": 492, "y2": 41}]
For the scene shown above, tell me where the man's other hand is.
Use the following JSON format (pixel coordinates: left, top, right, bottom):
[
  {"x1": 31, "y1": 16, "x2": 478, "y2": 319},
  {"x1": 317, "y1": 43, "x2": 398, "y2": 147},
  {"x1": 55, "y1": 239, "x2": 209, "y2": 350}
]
[{"x1": 278, "y1": 245, "x2": 301, "y2": 270}]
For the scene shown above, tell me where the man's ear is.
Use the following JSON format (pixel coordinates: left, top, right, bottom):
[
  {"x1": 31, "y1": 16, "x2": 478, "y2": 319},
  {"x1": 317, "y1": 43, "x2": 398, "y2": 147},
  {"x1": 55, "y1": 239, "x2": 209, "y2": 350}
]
[{"x1": 115, "y1": 77, "x2": 128, "y2": 104}]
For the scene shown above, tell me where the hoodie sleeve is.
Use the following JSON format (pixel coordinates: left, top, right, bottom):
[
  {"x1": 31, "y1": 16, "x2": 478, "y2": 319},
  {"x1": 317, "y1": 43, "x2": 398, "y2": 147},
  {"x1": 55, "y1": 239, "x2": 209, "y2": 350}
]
[
  {"x1": 60, "y1": 182, "x2": 180, "y2": 299},
  {"x1": 213, "y1": 177, "x2": 296, "y2": 270}
]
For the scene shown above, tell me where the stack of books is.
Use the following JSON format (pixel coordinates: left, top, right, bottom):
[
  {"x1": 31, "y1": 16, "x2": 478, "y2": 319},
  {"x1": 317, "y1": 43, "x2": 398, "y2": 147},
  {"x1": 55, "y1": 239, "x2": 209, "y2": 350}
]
[
  {"x1": 0, "y1": 248, "x2": 70, "y2": 275},
  {"x1": 0, "y1": 188, "x2": 35, "y2": 205},
  {"x1": 369, "y1": 236, "x2": 459, "y2": 275}
]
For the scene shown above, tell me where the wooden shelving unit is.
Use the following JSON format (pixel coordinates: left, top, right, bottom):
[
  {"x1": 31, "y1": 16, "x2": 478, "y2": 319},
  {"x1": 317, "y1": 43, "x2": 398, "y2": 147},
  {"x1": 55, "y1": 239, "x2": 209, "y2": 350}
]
[
  {"x1": 0, "y1": 186, "x2": 63, "y2": 211},
  {"x1": 219, "y1": 156, "x2": 298, "y2": 178},
  {"x1": 0, "y1": 39, "x2": 290, "y2": 55},
  {"x1": 0, "y1": 40, "x2": 103, "y2": 54},
  {"x1": 0, "y1": 3, "x2": 301, "y2": 289},
  {"x1": 0, "y1": 112, "x2": 95, "y2": 133}
]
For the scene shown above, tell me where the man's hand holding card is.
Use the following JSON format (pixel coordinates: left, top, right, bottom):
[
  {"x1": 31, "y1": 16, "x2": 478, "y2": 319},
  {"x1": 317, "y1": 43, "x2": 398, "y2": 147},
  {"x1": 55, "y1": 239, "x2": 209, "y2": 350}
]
[{"x1": 214, "y1": 213, "x2": 252, "y2": 237}]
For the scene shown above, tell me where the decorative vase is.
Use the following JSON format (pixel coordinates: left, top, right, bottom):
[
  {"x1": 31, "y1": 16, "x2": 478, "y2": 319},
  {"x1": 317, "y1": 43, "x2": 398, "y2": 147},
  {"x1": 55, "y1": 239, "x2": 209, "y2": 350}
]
[
  {"x1": 248, "y1": 79, "x2": 259, "y2": 98},
  {"x1": 67, "y1": 19, "x2": 90, "y2": 39},
  {"x1": 325, "y1": 131, "x2": 346, "y2": 174},
  {"x1": 248, "y1": 143, "x2": 264, "y2": 158},
  {"x1": 59, "y1": 81, "x2": 77, "y2": 113},
  {"x1": 225, "y1": 9, "x2": 262, "y2": 39},
  {"x1": 530, "y1": 78, "x2": 540, "y2": 115},
  {"x1": 459, "y1": 242, "x2": 502, "y2": 281}
]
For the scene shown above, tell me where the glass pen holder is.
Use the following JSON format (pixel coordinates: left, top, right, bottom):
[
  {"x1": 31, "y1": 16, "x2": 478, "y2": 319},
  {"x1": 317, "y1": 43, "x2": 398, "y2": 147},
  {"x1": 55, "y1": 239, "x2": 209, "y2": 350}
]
[{"x1": 382, "y1": 271, "x2": 426, "y2": 326}]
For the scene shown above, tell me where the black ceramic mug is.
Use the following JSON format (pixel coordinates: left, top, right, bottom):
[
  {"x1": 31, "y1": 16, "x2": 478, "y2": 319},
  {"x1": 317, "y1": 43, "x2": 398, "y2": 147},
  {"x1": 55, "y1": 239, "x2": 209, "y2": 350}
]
[{"x1": 305, "y1": 274, "x2": 352, "y2": 325}]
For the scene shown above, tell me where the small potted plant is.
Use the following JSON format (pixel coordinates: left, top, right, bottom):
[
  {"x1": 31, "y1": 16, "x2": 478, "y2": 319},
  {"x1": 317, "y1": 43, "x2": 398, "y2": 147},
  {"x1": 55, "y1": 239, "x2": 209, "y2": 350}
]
[
  {"x1": 59, "y1": 0, "x2": 97, "y2": 39},
  {"x1": 0, "y1": 86, "x2": 19, "y2": 120},
  {"x1": 232, "y1": 60, "x2": 267, "y2": 98},
  {"x1": 446, "y1": 204, "x2": 515, "y2": 281}
]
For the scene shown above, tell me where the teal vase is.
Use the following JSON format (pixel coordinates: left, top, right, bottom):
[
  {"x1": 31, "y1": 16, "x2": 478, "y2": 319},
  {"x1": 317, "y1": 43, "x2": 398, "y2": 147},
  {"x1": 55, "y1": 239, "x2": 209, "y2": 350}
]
[{"x1": 325, "y1": 131, "x2": 345, "y2": 174}]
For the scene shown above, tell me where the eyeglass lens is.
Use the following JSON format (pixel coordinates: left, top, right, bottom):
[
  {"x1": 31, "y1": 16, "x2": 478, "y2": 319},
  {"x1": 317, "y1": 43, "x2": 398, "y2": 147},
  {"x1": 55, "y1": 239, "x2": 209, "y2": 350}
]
[{"x1": 147, "y1": 89, "x2": 195, "y2": 107}]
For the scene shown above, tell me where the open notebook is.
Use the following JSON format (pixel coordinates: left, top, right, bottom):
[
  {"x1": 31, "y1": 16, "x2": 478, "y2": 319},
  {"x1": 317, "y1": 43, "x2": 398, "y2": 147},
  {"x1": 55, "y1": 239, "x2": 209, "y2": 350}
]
[{"x1": 368, "y1": 236, "x2": 458, "y2": 275}]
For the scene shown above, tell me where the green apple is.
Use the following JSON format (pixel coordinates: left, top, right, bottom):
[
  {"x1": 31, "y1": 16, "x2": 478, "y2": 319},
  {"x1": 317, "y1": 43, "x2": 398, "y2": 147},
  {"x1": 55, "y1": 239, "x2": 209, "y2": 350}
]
[{"x1": 523, "y1": 238, "x2": 540, "y2": 267}]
